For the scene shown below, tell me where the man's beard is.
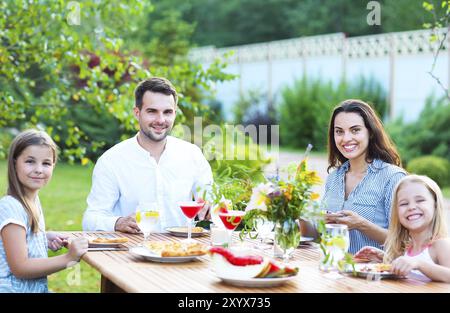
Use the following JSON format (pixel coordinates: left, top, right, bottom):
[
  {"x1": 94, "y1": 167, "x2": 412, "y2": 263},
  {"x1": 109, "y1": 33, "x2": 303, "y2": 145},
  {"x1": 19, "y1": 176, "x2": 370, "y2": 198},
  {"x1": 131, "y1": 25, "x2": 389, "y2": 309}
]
[{"x1": 141, "y1": 125, "x2": 172, "y2": 142}]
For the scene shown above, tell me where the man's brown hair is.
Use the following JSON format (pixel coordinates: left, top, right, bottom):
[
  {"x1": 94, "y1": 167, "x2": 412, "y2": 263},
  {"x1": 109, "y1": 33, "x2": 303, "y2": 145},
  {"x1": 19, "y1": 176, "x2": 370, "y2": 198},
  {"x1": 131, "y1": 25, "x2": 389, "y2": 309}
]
[{"x1": 134, "y1": 77, "x2": 178, "y2": 110}]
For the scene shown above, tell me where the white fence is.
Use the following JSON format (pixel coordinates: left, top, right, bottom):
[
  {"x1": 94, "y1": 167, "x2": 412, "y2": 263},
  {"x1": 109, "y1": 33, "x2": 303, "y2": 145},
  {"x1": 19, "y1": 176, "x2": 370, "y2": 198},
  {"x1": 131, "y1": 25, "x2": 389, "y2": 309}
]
[{"x1": 189, "y1": 29, "x2": 449, "y2": 122}]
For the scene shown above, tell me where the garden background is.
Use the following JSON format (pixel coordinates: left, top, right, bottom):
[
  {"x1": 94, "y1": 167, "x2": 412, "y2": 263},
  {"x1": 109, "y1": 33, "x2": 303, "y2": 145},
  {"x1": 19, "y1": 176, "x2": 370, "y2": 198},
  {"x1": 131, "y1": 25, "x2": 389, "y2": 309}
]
[{"x1": 0, "y1": 0, "x2": 449, "y2": 292}]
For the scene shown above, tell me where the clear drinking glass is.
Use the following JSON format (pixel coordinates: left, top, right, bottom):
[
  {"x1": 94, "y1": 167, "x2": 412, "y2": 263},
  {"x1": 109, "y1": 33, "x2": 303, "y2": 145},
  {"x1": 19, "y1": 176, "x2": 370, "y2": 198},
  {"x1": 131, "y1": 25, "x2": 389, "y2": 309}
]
[
  {"x1": 210, "y1": 224, "x2": 229, "y2": 247},
  {"x1": 135, "y1": 202, "x2": 160, "y2": 243},
  {"x1": 218, "y1": 210, "x2": 245, "y2": 247},
  {"x1": 254, "y1": 217, "x2": 274, "y2": 245},
  {"x1": 319, "y1": 224, "x2": 350, "y2": 272}
]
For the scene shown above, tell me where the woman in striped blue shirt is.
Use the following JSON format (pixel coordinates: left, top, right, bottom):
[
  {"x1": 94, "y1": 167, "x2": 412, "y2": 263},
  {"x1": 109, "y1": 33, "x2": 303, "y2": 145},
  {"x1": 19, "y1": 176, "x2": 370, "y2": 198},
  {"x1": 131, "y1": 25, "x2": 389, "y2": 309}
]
[{"x1": 304, "y1": 100, "x2": 406, "y2": 254}]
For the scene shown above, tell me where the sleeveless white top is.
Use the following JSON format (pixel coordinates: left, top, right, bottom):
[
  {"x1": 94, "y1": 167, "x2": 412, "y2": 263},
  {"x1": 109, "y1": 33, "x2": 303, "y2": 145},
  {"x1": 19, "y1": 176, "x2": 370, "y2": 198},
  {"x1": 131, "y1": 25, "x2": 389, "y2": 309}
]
[{"x1": 404, "y1": 246, "x2": 434, "y2": 282}]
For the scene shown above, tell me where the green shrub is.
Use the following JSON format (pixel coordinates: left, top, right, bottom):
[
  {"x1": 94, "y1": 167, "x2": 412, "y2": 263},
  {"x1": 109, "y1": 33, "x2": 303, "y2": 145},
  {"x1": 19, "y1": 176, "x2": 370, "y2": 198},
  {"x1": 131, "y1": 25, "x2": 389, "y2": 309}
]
[
  {"x1": 232, "y1": 88, "x2": 265, "y2": 125},
  {"x1": 0, "y1": 129, "x2": 15, "y2": 160},
  {"x1": 387, "y1": 96, "x2": 450, "y2": 164},
  {"x1": 278, "y1": 75, "x2": 387, "y2": 151},
  {"x1": 278, "y1": 76, "x2": 334, "y2": 151},
  {"x1": 407, "y1": 155, "x2": 450, "y2": 187},
  {"x1": 198, "y1": 124, "x2": 270, "y2": 216},
  {"x1": 204, "y1": 124, "x2": 271, "y2": 184}
]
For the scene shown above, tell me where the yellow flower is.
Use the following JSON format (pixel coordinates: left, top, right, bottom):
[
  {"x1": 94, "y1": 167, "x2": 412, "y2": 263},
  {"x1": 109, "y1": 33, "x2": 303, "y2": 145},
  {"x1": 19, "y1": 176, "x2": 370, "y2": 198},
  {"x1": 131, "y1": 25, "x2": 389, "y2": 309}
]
[
  {"x1": 284, "y1": 185, "x2": 293, "y2": 201},
  {"x1": 305, "y1": 171, "x2": 322, "y2": 184},
  {"x1": 311, "y1": 192, "x2": 320, "y2": 200}
]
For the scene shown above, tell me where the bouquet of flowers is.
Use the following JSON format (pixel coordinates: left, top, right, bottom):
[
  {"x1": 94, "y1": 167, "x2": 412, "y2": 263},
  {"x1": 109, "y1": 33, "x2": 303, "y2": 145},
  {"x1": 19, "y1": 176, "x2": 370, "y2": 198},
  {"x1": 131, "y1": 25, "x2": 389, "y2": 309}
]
[{"x1": 242, "y1": 159, "x2": 323, "y2": 257}]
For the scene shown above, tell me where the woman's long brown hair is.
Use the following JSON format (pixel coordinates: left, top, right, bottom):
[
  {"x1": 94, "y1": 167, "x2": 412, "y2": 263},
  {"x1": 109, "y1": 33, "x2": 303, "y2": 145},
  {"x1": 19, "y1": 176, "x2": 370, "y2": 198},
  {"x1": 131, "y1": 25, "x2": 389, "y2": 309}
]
[
  {"x1": 327, "y1": 99, "x2": 402, "y2": 173},
  {"x1": 7, "y1": 130, "x2": 58, "y2": 233}
]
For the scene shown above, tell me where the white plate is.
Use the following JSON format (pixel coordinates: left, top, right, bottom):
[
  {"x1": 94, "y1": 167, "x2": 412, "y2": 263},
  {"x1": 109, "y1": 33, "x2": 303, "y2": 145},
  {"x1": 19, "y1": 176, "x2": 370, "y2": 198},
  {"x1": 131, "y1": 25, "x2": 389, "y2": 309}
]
[
  {"x1": 345, "y1": 263, "x2": 402, "y2": 279},
  {"x1": 130, "y1": 246, "x2": 202, "y2": 263},
  {"x1": 165, "y1": 227, "x2": 208, "y2": 238},
  {"x1": 216, "y1": 274, "x2": 297, "y2": 287},
  {"x1": 299, "y1": 236, "x2": 315, "y2": 244},
  {"x1": 88, "y1": 242, "x2": 123, "y2": 248},
  {"x1": 264, "y1": 234, "x2": 315, "y2": 245}
]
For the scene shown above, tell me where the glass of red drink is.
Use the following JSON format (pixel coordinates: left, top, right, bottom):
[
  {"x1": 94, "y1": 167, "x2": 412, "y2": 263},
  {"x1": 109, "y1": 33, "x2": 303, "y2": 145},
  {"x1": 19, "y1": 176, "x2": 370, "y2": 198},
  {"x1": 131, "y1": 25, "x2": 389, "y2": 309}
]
[
  {"x1": 218, "y1": 210, "x2": 245, "y2": 247},
  {"x1": 179, "y1": 201, "x2": 205, "y2": 242}
]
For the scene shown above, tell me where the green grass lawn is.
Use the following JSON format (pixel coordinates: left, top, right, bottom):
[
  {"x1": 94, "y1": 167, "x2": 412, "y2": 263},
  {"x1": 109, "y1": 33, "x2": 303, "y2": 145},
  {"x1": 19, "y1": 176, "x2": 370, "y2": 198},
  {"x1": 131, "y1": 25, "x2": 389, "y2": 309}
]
[{"x1": 0, "y1": 160, "x2": 100, "y2": 292}]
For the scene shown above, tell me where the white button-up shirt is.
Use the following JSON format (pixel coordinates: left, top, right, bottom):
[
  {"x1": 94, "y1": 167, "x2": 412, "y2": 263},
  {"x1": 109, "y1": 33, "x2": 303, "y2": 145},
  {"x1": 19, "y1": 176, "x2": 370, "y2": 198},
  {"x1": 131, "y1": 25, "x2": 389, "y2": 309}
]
[{"x1": 82, "y1": 135, "x2": 213, "y2": 231}]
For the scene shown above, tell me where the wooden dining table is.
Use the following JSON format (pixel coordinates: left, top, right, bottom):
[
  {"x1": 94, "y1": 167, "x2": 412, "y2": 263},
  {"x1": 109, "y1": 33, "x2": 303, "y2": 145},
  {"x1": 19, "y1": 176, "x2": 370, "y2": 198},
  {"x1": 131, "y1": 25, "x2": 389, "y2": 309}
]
[{"x1": 67, "y1": 231, "x2": 450, "y2": 293}]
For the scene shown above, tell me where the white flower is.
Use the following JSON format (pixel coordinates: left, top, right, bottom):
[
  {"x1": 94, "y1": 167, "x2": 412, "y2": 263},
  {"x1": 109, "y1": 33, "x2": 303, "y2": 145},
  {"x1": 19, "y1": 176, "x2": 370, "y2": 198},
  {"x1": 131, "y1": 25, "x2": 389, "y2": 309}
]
[{"x1": 245, "y1": 182, "x2": 274, "y2": 212}]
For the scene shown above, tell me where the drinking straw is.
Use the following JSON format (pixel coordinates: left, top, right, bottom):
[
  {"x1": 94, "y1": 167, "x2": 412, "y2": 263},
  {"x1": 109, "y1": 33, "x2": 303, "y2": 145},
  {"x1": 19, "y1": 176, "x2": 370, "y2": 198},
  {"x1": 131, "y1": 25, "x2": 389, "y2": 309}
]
[
  {"x1": 296, "y1": 143, "x2": 313, "y2": 177},
  {"x1": 302, "y1": 143, "x2": 313, "y2": 161}
]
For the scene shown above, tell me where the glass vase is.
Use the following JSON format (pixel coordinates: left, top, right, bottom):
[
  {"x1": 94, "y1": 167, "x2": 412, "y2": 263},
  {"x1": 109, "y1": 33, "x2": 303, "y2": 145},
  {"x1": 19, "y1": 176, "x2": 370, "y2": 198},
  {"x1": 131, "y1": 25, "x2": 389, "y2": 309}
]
[{"x1": 273, "y1": 219, "x2": 301, "y2": 261}]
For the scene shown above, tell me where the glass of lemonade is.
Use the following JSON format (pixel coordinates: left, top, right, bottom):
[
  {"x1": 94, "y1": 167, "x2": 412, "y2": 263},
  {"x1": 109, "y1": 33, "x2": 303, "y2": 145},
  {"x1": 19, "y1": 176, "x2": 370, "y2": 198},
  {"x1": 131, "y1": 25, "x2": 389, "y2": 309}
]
[
  {"x1": 135, "y1": 202, "x2": 160, "y2": 242},
  {"x1": 254, "y1": 217, "x2": 274, "y2": 244},
  {"x1": 319, "y1": 224, "x2": 350, "y2": 272}
]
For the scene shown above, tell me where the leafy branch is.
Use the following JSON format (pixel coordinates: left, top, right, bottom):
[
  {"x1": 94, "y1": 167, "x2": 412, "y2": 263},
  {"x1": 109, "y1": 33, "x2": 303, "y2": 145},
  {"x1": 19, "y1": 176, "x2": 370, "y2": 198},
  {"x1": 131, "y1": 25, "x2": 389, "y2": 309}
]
[{"x1": 423, "y1": 1, "x2": 450, "y2": 100}]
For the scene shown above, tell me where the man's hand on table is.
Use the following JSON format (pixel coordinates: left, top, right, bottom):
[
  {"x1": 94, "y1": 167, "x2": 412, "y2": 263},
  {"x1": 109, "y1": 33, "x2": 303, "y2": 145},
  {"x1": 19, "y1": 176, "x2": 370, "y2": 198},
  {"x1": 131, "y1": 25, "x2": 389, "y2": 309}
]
[
  {"x1": 197, "y1": 202, "x2": 211, "y2": 221},
  {"x1": 114, "y1": 214, "x2": 141, "y2": 233}
]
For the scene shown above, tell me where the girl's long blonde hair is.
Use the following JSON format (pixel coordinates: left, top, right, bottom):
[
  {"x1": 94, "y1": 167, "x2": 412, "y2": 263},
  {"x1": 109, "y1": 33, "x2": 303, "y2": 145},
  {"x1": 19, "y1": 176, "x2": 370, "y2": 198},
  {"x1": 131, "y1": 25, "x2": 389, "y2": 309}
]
[
  {"x1": 6, "y1": 130, "x2": 58, "y2": 233},
  {"x1": 384, "y1": 175, "x2": 448, "y2": 263}
]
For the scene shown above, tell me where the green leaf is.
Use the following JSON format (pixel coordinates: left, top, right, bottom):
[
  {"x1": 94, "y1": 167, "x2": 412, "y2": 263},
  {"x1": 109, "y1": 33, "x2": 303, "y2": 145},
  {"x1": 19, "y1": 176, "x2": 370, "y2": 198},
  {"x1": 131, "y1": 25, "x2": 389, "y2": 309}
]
[
  {"x1": 0, "y1": 0, "x2": 233, "y2": 162},
  {"x1": 423, "y1": 1, "x2": 434, "y2": 11}
]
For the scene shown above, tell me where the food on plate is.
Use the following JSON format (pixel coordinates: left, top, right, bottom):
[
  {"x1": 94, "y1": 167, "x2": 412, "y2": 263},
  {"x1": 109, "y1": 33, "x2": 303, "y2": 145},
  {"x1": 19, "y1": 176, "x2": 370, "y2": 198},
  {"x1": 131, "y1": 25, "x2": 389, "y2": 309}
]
[
  {"x1": 256, "y1": 259, "x2": 299, "y2": 278},
  {"x1": 374, "y1": 263, "x2": 392, "y2": 272},
  {"x1": 90, "y1": 237, "x2": 129, "y2": 244},
  {"x1": 168, "y1": 226, "x2": 205, "y2": 233},
  {"x1": 360, "y1": 263, "x2": 392, "y2": 273},
  {"x1": 209, "y1": 246, "x2": 298, "y2": 279},
  {"x1": 144, "y1": 241, "x2": 208, "y2": 257},
  {"x1": 353, "y1": 246, "x2": 385, "y2": 263}
]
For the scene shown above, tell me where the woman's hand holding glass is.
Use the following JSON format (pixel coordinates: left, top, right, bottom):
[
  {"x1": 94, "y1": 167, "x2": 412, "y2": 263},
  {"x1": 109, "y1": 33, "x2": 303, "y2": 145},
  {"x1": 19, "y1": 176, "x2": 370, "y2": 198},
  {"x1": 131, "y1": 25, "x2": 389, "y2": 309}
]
[{"x1": 328, "y1": 210, "x2": 363, "y2": 231}]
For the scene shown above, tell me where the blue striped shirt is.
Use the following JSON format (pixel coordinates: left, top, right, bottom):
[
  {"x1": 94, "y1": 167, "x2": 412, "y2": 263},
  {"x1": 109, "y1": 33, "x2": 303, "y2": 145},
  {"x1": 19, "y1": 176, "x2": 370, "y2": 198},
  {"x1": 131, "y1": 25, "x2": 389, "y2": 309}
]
[
  {"x1": 323, "y1": 159, "x2": 406, "y2": 254},
  {"x1": 0, "y1": 196, "x2": 48, "y2": 293}
]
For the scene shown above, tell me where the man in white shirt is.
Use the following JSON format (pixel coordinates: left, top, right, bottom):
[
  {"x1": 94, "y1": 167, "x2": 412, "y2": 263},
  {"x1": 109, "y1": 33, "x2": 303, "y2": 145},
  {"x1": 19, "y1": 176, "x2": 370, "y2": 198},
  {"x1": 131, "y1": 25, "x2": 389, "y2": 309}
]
[{"x1": 82, "y1": 77, "x2": 213, "y2": 233}]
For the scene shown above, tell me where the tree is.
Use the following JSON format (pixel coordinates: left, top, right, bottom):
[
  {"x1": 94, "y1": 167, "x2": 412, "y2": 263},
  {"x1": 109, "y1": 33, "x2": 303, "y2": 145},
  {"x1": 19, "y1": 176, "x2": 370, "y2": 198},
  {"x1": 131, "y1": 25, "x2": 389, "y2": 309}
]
[
  {"x1": 0, "y1": 0, "x2": 234, "y2": 162},
  {"x1": 145, "y1": 0, "x2": 438, "y2": 48},
  {"x1": 383, "y1": 0, "x2": 431, "y2": 32},
  {"x1": 423, "y1": 0, "x2": 450, "y2": 100}
]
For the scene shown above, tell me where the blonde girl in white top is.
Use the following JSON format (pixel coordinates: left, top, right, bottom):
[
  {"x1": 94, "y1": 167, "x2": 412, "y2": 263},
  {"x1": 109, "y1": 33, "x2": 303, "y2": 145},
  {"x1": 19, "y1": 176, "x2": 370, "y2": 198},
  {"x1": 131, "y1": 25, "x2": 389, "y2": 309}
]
[{"x1": 383, "y1": 175, "x2": 450, "y2": 282}]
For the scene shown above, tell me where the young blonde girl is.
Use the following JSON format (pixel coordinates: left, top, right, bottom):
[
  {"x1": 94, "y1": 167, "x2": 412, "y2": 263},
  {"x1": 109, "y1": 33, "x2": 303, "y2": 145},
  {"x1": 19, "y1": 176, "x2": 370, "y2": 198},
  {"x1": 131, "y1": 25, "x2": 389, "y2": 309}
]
[
  {"x1": 0, "y1": 130, "x2": 88, "y2": 292},
  {"x1": 383, "y1": 175, "x2": 450, "y2": 282}
]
